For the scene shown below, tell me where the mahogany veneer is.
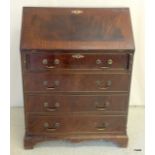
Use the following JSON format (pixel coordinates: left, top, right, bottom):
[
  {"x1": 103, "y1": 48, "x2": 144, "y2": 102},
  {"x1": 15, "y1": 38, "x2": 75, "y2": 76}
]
[{"x1": 20, "y1": 7, "x2": 135, "y2": 149}]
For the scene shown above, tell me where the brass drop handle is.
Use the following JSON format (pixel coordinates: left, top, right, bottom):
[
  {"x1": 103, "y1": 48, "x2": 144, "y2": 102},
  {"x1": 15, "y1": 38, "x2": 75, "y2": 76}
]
[
  {"x1": 42, "y1": 58, "x2": 54, "y2": 68},
  {"x1": 46, "y1": 87, "x2": 56, "y2": 90},
  {"x1": 44, "y1": 102, "x2": 60, "y2": 111},
  {"x1": 46, "y1": 128, "x2": 57, "y2": 131},
  {"x1": 97, "y1": 127, "x2": 106, "y2": 131},
  {"x1": 96, "y1": 80, "x2": 112, "y2": 90},
  {"x1": 96, "y1": 59, "x2": 113, "y2": 69},
  {"x1": 96, "y1": 107, "x2": 106, "y2": 111},
  {"x1": 44, "y1": 122, "x2": 60, "y2": 132},
  {"x1": 42, "y1": 58, "x2": 60, "y2": 69},
  {"x1": 95, "y1": 101, "x2": 109, "y2": 111},
  {"x1": 45, "y1": 66, "x2": 55, "y2": 69},
  {"x1": 46, "y1": 107, "x2": 57, "y2": 111},
  {"x1": 43, "y1": 80, "x2": 60, "y2": 90},
  {"x1": 99, "y1": 85, "x2": 110, "y2": 90},
  {"x1": 100, "y1": 66, "x2": 110, "y2": 69},
  {"x1": 96, "y1": 123, "x2": 108, "y2": 131}
]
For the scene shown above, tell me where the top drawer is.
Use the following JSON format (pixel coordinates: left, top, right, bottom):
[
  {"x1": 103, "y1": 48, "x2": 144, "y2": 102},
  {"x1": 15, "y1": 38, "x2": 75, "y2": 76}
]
[{"x1": 24, "y1": 52, "x2": 129, "y2": 71}]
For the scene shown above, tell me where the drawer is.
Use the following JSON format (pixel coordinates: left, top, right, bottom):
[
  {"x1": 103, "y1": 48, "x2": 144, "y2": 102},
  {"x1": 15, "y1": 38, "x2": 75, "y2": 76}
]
[
  {"x1": 24, "y1": 73, "x2": 130, "y2": 92},
  {"x1": 24, "y1": 52, "x2": 129, "y2": 70},
  {"x1": 25, "y1": 94, "x2": 128, "y2": 113},
  {"x1": 27, "y1": 115, "x2": 127, "y2": 134}
]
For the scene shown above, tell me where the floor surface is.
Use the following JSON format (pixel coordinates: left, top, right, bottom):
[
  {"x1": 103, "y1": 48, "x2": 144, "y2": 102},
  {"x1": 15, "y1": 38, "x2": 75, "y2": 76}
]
[{"x1": 11, "y1": 107, "x2": 144, "y2": 155}]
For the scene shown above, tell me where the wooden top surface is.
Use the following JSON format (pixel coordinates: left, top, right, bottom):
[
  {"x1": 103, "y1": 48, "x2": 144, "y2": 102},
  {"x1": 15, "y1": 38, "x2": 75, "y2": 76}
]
[{"x1": 20, "y1": 7, "x2": 135, "y2": 51}]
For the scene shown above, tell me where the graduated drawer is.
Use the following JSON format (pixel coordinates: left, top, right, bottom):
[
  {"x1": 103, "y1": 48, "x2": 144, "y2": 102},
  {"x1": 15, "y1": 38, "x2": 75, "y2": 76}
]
[
  {"x1": 27, "y1": 115, "x2": 127, "y2": 134},
  {"x1": 24, "y1": 73, "x2": 130, "y2": 92},
  {"x1": 25, "y1": 94, "x2": 128, "y2": 113},
  {"x1": 24, "y1": 52, "x2": 129, "y2": 71}
]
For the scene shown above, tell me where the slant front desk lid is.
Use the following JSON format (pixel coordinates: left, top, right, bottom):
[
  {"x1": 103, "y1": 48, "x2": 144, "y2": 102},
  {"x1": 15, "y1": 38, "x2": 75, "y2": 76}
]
[{"x1": 20, "y1": 7, "x2": 135, "y2": 50}]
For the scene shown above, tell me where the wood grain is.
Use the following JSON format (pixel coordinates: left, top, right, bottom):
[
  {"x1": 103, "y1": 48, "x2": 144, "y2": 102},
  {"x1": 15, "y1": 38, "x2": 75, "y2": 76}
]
[
  {"x1": 20, "y1": 7, "x2": 135, "y2": 50},
  {"x1": 20, "y1": 7, "x2": 135, "y2": 149}
]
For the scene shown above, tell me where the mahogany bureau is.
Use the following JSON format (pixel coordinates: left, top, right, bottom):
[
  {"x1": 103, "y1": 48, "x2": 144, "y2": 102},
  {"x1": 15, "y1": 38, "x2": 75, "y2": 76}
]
[{"x1": 20, "y1": 7, "x2": 135, "y2": 149}]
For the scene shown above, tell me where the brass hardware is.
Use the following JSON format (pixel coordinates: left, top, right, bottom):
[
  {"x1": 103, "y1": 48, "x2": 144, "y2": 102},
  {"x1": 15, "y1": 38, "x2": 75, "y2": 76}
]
[
  {"x1": 42, "y1": 58, "x2": 48, "y2": 65},
  {"x1": 44, "y1": 122, "x2": 60, "y2": 132},
  {"x1": 100, "y1": 66, "x2": 110, "y2": 69},
  {"x1": 46, "y1": 128, "x2": 57, "y2": 131},
  {"x1": 96, "y1": 107, "x2": 106, "y2": 111},
  {"x1": 96, "y1": 59, "x2": 102, "y2": 65},
  {"x1": 99, "y1": 59, "x2": 113, "y2": 68},
  {"x1": 46, "y1": 107, "x2": 57, "y2": 111},
  {"x1": 44, "y1": 80, "x2": 60, "y2": 89},
  {"x1": 71, "y1": 10, "x2": 83, "y2": 15},
  {"x1": 43, "y1": 80, "x2": 48, "y2": 86},
  {"x1": 55, "y1": 102, "x2": 60, "y2": 107},
  {"x1": 107, "y1": 59, "x2": 113, "y2": 65},
  {"x1": 42, "y1": 58, "x2": 59, "y2": 68},
  {"x1": 96, "y1": 80, "x2": 112, "y2": 90},
  {"x1": 45, "y1": 66, "x2": 55, "y2": 69},
  {"x1": 54, "y1": 122, "x2": 60, "y2": 127},
  {"x1": 97, "y1": 123, "x2": 108, "y2": 131},
  {"x1": 95, "y1": 80, "x2": 101, "y2": 85},
  {"x1": 54, "y1": 59, "x2": 60, "y2": 65},
  {"x1": 46, "y1": 87, "x2": 55, "y2": 90},
  {"x1": 95, "y1": 101, "x2": 109, "y2": 111},
  {"x1": 95, "y1": 102, "x2": 106, "y2": 111},
  {"x1": 107, "y1": 80, "x2": 112, "y2": 86},
  {"x1": 43, "y1": 102, "x2": 48, "y2": 107},
  {"x1": 99, "y1": 85, "x2": 110, "y2": 90},
  {"x1": 44, "y1": 122, "x2": 49, "y2": 128},
  {"x1": 72, "y1": 54, "x2": 85, "y2": 59},
  {"x1": 96, "y1": 80, "x2": 112, "y2": 86},
  {"x1": 99, "y1": 80, "x2": 112, "y2": 90},
  {"x1": 97, "y1": 127, "x2": 106, "y2": 131},
  {"x1": 44, "y1": 102, "x2": 60, "y2": 111},
  {"x1": 54, "y1": 80, "x2": 60, "y2": 86}
]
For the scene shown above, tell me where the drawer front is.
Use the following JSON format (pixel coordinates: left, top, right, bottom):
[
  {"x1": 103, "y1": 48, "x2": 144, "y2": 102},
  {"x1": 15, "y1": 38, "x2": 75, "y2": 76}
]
[
  {"x1": 25, "y1": 53, "x2": 129, "y2": 70},
  {"x1": 25, "y1": 94, "x2": 128, "y2": 113},
  {"x1": 27, "y1": 115, "x2": 127, "y2": 134},
  {"x1": 24, "y1": 73, "x2": 130, "y2": 92}
]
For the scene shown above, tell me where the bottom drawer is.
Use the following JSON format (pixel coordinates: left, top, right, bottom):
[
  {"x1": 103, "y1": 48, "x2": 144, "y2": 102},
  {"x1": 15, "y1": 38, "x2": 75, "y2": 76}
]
[{"x1": 27, "y1": 115, "x2": 127, "y2": 134}]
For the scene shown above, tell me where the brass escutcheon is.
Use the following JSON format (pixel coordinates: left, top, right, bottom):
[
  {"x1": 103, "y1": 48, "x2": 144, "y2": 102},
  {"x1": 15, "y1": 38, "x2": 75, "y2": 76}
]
[{"x1": 71, "y1": 10, "x2": 83, "y2": 15}]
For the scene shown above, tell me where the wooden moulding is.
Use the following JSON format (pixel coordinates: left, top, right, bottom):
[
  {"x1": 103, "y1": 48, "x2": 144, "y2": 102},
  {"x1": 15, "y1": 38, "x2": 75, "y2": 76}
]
[{"x1": 24, "y1": 133, "x2": 128, "y2": 149}]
